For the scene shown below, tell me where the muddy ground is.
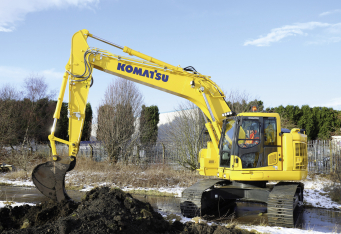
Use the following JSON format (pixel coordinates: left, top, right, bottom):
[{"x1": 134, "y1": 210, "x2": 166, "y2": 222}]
[{"x1": 0, "y1": 187, "x2": 255, "y2": 234}]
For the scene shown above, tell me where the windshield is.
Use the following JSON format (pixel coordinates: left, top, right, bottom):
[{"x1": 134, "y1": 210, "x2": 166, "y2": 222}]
[{"x1": 220, "y1": 120, "x2": 235, "y2": 167}]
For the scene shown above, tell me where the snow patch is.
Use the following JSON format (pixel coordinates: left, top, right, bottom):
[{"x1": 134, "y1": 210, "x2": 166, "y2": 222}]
[{"x1": 0, "y1": 201, "x2": 35, "y2": 209}]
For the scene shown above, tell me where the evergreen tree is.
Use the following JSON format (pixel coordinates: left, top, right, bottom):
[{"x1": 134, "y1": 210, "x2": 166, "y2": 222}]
[
  {"x1": 54, "y1": 102, "x2": 92, "y2": 141},
  {"x1": 81, "y1": 103, "x2": 93, "y2": 141},
  {"x1": 139, "y1": 105, "x2": 159, "y2": 145},
  {"x1": 297, "y1": 105, "x2": 317, "y2": 140},
  {"x1": 271, "y1": 104, "x2": 341, "y2": 140},
  {"x1": 55, "y1": 102, "x2": 69, "y2": 141}
]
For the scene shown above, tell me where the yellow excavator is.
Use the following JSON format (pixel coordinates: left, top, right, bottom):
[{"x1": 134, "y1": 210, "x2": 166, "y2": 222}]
[{"x1": 32, "y1": 29, "x2": 308, "y2": 227}]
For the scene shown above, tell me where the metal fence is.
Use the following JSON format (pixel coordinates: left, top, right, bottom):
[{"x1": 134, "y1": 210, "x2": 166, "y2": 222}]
[
  {"x1": 33, "y1": 141, "x2": 184, "y2": 166},
  {"x1": 308, "y1": 140, "x2": 341, "y2": 174},
  {"x1": 12, "y1": 139, "x2": 341, "y2": 174}
]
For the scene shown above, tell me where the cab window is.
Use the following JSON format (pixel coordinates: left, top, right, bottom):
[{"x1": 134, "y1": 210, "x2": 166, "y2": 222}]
[
  {"x1": 264, "y1": 118, "x2": 277, "y2": 145},
  {"x1": 237, "y1": 120, "x2": 260, "y2": 149}
]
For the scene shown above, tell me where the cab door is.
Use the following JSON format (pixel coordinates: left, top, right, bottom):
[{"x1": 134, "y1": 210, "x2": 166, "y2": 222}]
[
  {"x1": 232, "y1": 116, "x2": 281, "y2": 171},
  {"x1": 234, "y1": 117, "x2": 264, "y2": 169}
]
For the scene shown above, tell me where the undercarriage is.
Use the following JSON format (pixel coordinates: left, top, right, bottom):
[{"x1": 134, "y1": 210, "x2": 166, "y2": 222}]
[{"x1": 180, "y1": 179, "x2": 304, "y2": 227}]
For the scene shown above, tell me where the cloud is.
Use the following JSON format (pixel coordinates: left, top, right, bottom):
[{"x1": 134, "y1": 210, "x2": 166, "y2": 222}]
[
  {"x1": 326, "y1": 22, "x2": 341, "y2": 34},
  {"x1": 0, "y1": 0, "x2": 99, "y2": 32},
  {"x1": 244, "y1": 22, "x2": 340, "y2": 46},
  {"x1": 0, "y1": 66, "x2": 64, "y2": 81},
  {"x1": 306, "y1": 36, "x2": 341, "y2": 45},
  {"x1": 319, "y1": 9, "x2": 341, "y2": 17}
]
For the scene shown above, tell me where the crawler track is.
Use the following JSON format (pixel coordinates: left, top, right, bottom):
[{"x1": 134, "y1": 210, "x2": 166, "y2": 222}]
[
  {"x1": 267, "y1": 182, "x2": 304, "y2": 227},
  {"x1": 180, "y1": 179, "x2": 226, "y2": 217}
]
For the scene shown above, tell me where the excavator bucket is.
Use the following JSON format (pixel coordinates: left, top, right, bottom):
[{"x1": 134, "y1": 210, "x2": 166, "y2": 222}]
[{"x1": 32, "y1": 156, "x2": 76, "y2": 202}]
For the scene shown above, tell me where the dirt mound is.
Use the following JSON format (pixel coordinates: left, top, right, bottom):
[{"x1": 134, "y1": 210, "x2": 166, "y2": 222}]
[
  {"x1": 0, "y1": 199, "x2": 78, "y2": 231},
  {"x1": 0, "y1": 187, "x2": 253, "y2": 234}
]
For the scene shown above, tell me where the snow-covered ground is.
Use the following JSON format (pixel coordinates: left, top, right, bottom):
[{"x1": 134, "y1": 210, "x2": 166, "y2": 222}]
[
  {"x1": 0, "y1": 178, "x2": 34, "y2": 187},
  {"x1": 2, "y1": 173, "x2": 340, "y2": 210},
  {"x1": 1, "y1": 174, "x2": 340, "y2": 233},
  {"x1": 240, "y1": 225, "x2": 334, "y2": 234},
  {"x1": 159, "y1": 213, "x2": 335, "y2": 234},
  {"x1": 0, "y1": 201, "x2": 35, "y2": 209},
  {"x1": 303, "y1": 175, "x2": 341, "y2": 210}
]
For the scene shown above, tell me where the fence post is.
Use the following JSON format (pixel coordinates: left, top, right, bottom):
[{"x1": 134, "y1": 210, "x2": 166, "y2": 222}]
[
  {"x1": 161, "y1": 142, "x2": 165, "y2": 164},
  {"x1": 89, "y1": 144, "x2": 93, "y2": 161},
  {"x1": 330, "y1": 141, "x2": 333, "y2": 173},
  {"x1": 47, "y1": 143, "x2": 52, "y2": 158}
]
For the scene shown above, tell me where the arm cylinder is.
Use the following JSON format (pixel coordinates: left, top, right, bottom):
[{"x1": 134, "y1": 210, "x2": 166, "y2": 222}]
[{"x1": 53, "y1": 72, "x2": 69, "y2": 119}]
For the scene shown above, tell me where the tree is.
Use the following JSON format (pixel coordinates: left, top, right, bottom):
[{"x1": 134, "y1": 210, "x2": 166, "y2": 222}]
[
  {"x1": 0, "y1": 84, "x2": 21, "y2": 147},
  {"x1": 54, "y1": 102, "x2": 93, "y2": 141},
  {"x1": 225, "y1": 90, "x2": 264, "y2": 113},
  {"x1": 19, "y1": 75, "x2": 56, "y2": 144},
  {"x1": 162, "y1": 101, "x2": 205, "y2": 171},
  {"x1": 96, "y1": 78, "x2": 143, "y2": 163},
  {"x1": 271, "y1": 104, "x2": 341, "y2": 140},
  {"x1": 297, "y1": 105, "x2": 317, "y2": 140},
  {"x1": 0, "y1": 76, "x2": 56, "y2": 172},
  {"x1": 81, "y1": 103, "x2": 93, "y2": 141},
  {"x1": 331, "y1": 111, "x2": 341, "y2": 136},
  {"x1": 139, "y1": 105, "x2": 159, "y2": 145},
  {"x1": 55, "y1": 102, "x2": 69, "y2": 141},
  {"x1": 317, "y1": 107, "x2": 340, "y2": 140}
]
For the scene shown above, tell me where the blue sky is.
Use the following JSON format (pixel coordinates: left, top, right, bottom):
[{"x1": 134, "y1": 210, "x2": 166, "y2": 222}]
[{"x1": 0, "y1": 0, "x2": 340, "y2": 114}]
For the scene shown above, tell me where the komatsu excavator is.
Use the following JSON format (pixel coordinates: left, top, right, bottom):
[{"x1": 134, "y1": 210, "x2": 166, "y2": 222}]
[{"x1": 32, "y1": 29, "x2": 308, "y2": 227}]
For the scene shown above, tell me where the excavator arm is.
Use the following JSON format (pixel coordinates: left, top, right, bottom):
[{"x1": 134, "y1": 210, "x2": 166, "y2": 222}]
[{"x1": 32, "y1": 29, "x2": 232, "y2": 201}]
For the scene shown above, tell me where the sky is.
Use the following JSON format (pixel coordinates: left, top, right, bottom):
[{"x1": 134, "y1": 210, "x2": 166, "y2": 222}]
[{"x1": 0, "y1": 0, "x2": 340, "y2": 115}]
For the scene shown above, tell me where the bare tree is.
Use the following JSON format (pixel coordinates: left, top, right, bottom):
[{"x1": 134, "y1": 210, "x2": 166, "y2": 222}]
[
  {"x1": 0, "y1": 77, "x2": 55, "y2": 173},
  {"x1": 23, "y1": 74, "x2": 56, "y2": 102},
  {"x1": 20, "y1": 75, "x2": 56, "y2": 143},
  {"x1": 161, "y1": 101, "x2": 206, "y2": 171},
  {"x1": 280, "y1": 115, "x2": 297, "y2": 129},
  {"x1": 12, "y1": 76, "x2": 54, "y2": 172},
  {"x1": 225, "y1": 89, "x2": 263, "y2": 113},
  {"x1": 0, "y1": 84, "x2": 21, "y2": 100},
  {"x1": 96, "y1": 78, "x2": 143, "y2": 164}
]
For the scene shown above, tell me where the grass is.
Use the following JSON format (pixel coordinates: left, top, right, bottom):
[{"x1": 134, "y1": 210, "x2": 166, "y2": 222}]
[
  {"x1": 323, "y1": 185, "x2": 341, "y2": 204},
  {"x1": 314, "y1": 171, "x2": 341, "y2": 204},
  {"x1": 2, "y1": 169, "x2": 32, "y2": 181},
  {"x1": 1, "y1": 155, "x2": 204, "y2": 192},
  {"x1": 63, "y1": 156, "x2": 203, "y2": 190},
  {"x1": 305, "y1": 172, "x2": 341, "y2": 205}
]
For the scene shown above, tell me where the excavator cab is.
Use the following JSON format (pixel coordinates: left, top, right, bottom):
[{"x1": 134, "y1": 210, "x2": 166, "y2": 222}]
[
  {"x1": 219, "y1": 114, "x2": 278, "y2": 170},
  {"x1": 184, "y1": 113, "x2": 306, "y2": 226}
]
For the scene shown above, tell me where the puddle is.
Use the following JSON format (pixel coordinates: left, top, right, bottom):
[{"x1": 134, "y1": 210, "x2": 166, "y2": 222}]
[
  {"x1": 0, "y1": 186, "x2": 83, "y2": 203},
  {"x1": 133, "y1": 194, "x2": 180, "y2": 214},
  {"x1": 136, "y1": 195, "x2": 341, "y2": 232},
  {"x1": 1, "y1": 185, "x2": 340, "y2": 232},
  {"x1": 231, "y1": 202, "x2": 341, "y2": 232}
]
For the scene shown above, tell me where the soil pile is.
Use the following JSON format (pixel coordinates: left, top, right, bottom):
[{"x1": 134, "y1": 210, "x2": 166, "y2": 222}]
[{"x1": 0, "y1": 187, "x2": 253, "y2": 234}]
